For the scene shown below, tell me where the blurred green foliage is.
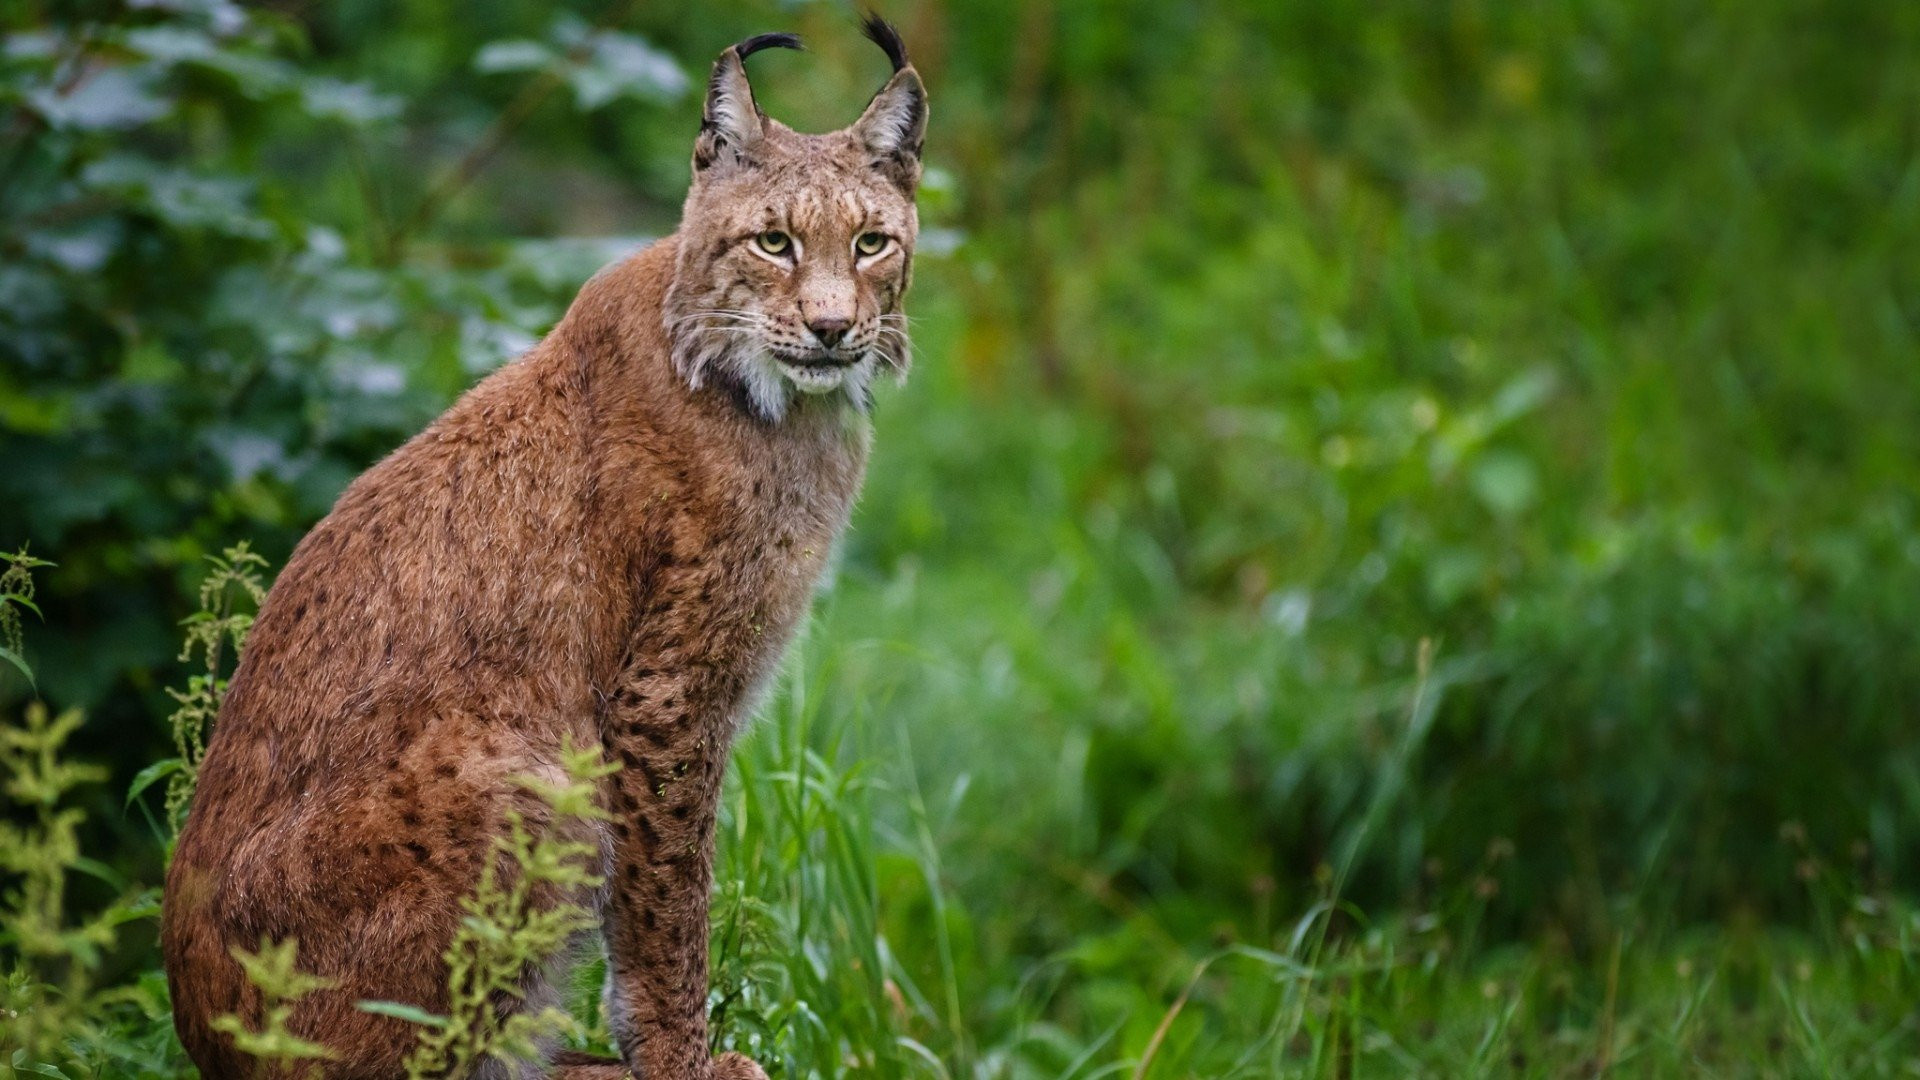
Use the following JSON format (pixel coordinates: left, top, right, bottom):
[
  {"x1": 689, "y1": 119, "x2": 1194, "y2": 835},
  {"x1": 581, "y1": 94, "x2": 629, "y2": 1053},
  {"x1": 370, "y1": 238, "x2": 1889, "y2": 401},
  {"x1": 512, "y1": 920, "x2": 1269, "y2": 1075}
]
[{"x1": 3, "y1": 0, "x2": 1920, "y2": 1074}]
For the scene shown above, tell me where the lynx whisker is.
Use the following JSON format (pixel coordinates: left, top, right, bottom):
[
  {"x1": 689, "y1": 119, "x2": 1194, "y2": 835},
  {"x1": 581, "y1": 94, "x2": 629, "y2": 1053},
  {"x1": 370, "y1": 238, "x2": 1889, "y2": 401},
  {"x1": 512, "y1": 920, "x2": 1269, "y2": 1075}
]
[{"x1": 667, "y1": 310, "x2": 768, "y2": 328}]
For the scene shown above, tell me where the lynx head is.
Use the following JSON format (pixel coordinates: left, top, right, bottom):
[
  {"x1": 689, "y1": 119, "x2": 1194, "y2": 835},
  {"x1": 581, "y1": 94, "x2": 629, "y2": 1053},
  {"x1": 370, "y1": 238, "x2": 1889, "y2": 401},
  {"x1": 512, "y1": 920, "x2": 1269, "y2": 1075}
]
[{"x1": 664, "y1": 15, "x2": 927, "y2": 422}]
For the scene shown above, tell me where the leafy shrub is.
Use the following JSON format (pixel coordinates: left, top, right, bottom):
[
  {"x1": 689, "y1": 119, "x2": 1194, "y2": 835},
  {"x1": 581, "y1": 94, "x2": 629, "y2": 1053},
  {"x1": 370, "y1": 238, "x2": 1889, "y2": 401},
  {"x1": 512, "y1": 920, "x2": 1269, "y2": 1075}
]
[
  {"x1": 152, "y1": 543, "x2": 267, "y2": 837},
  {"x1": 210, "y1": 938, "x2": 338, "y2": 1075},
  {"x1": 0, "y1": 0, "x2": 671, "y2": 728},
  {"x1": 0, "y1": 553, "x2": 150, "y2": 1074}
]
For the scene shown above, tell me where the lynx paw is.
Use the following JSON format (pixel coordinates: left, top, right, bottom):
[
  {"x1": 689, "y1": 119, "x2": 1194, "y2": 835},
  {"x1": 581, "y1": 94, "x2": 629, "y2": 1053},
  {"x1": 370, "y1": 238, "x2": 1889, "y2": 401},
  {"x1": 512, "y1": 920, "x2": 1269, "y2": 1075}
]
[{"x1": 710, "y1": 1051, "x2": 769, "y2": 1080}]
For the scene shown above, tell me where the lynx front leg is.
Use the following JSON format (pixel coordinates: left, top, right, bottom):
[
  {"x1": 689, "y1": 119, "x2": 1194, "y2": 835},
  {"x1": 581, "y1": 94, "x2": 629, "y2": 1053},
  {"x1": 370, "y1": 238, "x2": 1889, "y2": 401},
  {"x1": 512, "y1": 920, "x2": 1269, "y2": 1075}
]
[{"x1": 599, "y1": 668, "x2": 764, "y2": 1080}]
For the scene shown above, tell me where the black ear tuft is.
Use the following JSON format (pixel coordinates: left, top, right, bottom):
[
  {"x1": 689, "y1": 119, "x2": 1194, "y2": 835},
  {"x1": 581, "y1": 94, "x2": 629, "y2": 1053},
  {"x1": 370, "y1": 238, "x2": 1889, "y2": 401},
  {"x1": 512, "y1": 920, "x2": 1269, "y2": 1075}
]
[
  {"x1": 735, "y1": 32, "x2": 803, "y2": 61},
  {"x1": 861, "y1": 12, "x2": 909, "y2": 73},
  {"x1": 849, "y1": 13, "x2": 926, "y2": 191},
  {"x1": 696, "y1": 32, "x2": 803, "y2": 174}
]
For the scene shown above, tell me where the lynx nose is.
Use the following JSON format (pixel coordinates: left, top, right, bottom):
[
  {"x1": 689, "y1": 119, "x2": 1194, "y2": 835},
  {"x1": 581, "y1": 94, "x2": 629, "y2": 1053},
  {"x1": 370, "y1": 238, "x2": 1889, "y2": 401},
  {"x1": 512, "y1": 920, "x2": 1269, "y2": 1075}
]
[{"x1": 806, "y1": 315, "x2": 852, "y2": 349}]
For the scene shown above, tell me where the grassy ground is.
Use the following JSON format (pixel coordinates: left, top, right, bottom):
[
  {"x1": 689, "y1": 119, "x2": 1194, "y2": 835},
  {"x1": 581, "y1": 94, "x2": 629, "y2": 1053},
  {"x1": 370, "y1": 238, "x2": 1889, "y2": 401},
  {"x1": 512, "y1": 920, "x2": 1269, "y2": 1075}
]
[
  {"x1": 5, "y1": 2, "x2": 1920, "y2": 1076},
  {"x1": 690, "y1": 607, "x2": 1920, "y2": 1077}
]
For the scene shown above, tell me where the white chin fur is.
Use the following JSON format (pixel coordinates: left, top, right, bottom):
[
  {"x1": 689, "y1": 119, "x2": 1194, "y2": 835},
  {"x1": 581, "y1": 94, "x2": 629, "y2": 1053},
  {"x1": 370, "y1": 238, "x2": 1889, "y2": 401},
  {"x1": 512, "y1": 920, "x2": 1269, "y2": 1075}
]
[
  {"x1": 779, "y1": 362, "x2": 851, "y2": 396},
  {"x1": 675, "y1": 329, "x2": 875, "y2": 422}
]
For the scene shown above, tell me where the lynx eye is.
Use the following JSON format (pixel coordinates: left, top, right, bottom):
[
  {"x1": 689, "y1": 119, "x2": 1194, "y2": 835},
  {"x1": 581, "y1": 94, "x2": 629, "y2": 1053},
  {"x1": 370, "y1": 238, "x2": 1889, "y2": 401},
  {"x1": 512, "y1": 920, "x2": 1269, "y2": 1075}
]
[
  {"x1": 755, "y1": 231, "x2": 792, "y2": 256},
  {"x1": 854, "y1": 232, "x2": 888, "y2": 257}
]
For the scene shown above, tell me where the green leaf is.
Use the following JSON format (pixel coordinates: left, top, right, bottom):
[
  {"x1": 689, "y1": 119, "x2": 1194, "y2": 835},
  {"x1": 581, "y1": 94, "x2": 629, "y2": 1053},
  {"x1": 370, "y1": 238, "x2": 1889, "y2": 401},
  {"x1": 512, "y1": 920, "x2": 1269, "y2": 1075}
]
[
  {"x1": 126, "y1": 757, "x2": 185, "y2": 808},
  {"x1": 123, "y1": 25, "x2": 222, "y2": 67},
  {"x1": 0, "y1": 591, "x2": 44, "y2": 618},
  {"x1": 300, "y1": 77, "x2": 401, "y2": 124},
  {"x1": 569, "y1": 33, "x2": 687, "y2": 109},
  {"x1": 69, "y1": 856, "x2": 129, "y2": 892},
  {"x1": 1489, "y1": 367, "x2": 1558, "y2": 426},
  {"x1": 356, "y1": 999, "x2": 449, "y2": 1028},
  {"x1": 28, "y1": 67, "x2": 169, "y2": 130},
  {"x1": 0, "y1": 645, "x2": 35, "y2": 688},
  {"x1": 110, "y1": 891, "x2": 163, "y2": 925},
  {"x1": 474, "y1": 40, "x2": 553, "y2": 74},
  {"x1": 1469, "y1": 451, "x2": 1540, "y2": 519}
]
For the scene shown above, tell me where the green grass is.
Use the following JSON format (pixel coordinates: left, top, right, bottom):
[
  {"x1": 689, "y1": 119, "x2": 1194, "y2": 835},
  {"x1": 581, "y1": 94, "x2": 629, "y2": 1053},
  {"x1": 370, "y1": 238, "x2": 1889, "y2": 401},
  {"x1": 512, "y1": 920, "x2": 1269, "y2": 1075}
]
[{"x1": 678, "y1": 575, "x2": 1920, "y2": 1077}]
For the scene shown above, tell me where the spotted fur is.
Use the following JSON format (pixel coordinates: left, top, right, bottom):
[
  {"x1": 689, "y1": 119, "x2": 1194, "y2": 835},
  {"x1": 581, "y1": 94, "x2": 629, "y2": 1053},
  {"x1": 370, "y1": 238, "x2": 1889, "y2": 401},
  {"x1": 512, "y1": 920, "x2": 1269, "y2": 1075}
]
[{"x1": 161, "y1": 19, "x2": 926, "y2": 1080}]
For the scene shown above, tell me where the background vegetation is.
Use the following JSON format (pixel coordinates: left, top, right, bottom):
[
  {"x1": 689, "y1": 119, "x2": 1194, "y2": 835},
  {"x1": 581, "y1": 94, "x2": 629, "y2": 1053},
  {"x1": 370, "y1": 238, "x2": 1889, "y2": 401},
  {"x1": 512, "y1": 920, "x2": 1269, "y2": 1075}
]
[{"x1": 4, "y1": 0, "x2": 1919, "y2": 1075}]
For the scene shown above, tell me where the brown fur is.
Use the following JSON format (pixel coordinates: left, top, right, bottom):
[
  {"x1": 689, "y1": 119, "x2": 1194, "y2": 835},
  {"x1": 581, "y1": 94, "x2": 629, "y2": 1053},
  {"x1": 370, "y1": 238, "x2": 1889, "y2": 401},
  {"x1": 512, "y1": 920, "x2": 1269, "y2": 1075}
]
[{"x1": 162, "y1": 22, "x2": 926, "y2": 1080}]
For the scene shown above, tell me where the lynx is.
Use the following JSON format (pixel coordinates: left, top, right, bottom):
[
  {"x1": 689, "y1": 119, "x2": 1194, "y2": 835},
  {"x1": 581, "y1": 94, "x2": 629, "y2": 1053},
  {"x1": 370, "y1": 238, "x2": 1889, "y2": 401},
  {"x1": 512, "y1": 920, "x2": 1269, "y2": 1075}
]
[{"x1": 162, "y1": 18, "x2": 927, "y2": 1079}]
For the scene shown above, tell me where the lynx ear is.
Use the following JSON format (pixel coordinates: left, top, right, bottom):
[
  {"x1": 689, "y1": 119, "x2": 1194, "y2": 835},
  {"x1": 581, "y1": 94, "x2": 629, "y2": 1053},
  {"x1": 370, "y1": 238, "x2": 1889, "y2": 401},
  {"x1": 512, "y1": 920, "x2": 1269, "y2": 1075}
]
[
  {"x1": 694, "y1": 32, "x2": 801, "y2": 174},
  {"x1": 851, "y1": 14, "x2": 926, "y2": 189}
]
